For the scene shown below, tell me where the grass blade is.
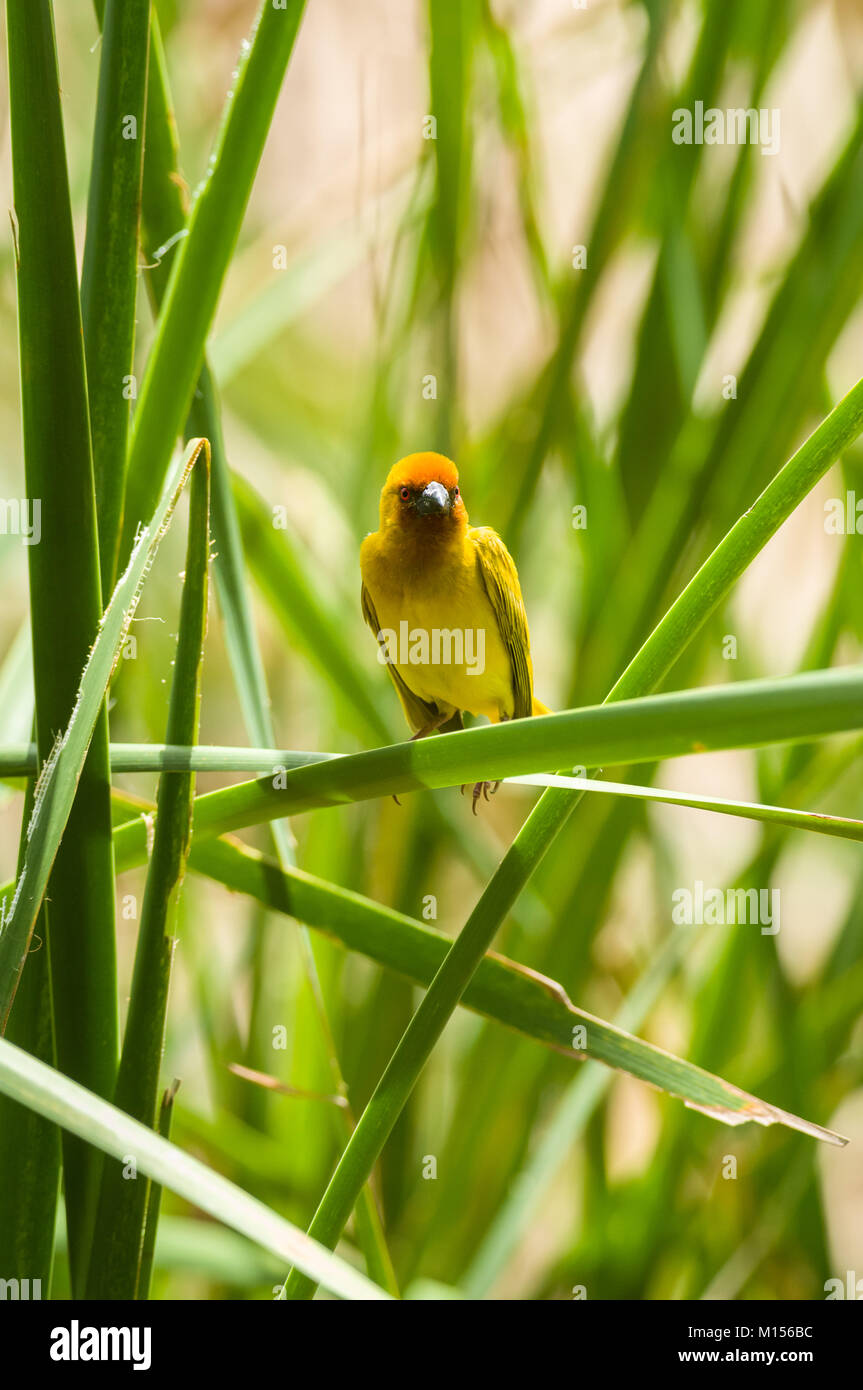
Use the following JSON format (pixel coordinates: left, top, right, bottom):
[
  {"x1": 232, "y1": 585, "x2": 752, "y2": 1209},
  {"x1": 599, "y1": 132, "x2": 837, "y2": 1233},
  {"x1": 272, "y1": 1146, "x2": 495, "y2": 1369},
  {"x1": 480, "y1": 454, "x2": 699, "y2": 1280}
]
[
  {"x1": 458, "y1": 933, "x2": 705, "y2": 1299},
  {"x1": 282, "y1": 367, "x2": 863, "y2": 1297},
  {"x1": 81, "y1": 0, "x2": 150, "y2": 590},
  {"x1": 5, "y1": 727, "x2": 863, "y2": 848},
  {"x1": 87, "y1": 449, "x2": 211, "y2": 1298},
  {"x1": 6, "y1": 0, "x2": 118, "y2": 1292},
  {"x1": 184, "y1": 836, "x2": 842, "y2": 1143},
  {"x1": 121, "y1": 0, "x2": 307, "y2": 562},
  {"x1": 104, "y1": 666, "x2": 863, "y2": 848},
  {"x1": 0, "y1": 438, "x2": 209, "y2": 1025},
  {"x1": 501, "y1": 0, "x2": 668, "y2": 548},
  {"x1": 0, "y1": 1037, "x2": 390, "y2": 1301},
  {"x1": 0, "y1": 784, "x2": 852, "y2": 1151},
  {"x1": 0, "y1": 779, "x2": 58, "y2": 1291},
  {"x1": 506, "y1": 772, "x2": 863, "y2": 846},
  {"x1": 131, "y1": 14, "x2": 398, "y2": 1292},
  {"x1": 426, "y1": 0, "x2": 481, "y2": 450},
  {"x1": 137, "y1": 1079, "x2": 180, "y2": 1299}
]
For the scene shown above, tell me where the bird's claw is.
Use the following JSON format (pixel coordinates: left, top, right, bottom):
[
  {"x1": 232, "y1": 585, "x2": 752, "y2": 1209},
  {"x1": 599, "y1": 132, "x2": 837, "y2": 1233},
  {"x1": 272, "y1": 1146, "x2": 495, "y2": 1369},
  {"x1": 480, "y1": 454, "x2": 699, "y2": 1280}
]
[{"x1": 460, "y1": 780, "x2": 501, "y2": 814}]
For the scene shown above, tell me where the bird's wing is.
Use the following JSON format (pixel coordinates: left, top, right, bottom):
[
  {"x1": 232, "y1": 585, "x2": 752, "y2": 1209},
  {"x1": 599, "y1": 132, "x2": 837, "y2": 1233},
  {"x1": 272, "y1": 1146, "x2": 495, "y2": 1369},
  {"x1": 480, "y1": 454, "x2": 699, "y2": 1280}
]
[
  {"x1": 361, "y1": 582, "x2": 443, "y2": 734},
  {"x1": 471, "y1": 527, "x2": 533, "y2": 720}
]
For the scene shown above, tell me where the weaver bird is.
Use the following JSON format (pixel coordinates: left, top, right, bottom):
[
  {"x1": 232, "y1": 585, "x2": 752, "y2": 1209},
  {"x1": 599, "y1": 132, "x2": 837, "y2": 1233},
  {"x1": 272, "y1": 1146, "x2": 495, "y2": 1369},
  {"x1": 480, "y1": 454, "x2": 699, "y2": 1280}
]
[{"x1": 360, "y1": 452, "x2": 549, "y2": 811}]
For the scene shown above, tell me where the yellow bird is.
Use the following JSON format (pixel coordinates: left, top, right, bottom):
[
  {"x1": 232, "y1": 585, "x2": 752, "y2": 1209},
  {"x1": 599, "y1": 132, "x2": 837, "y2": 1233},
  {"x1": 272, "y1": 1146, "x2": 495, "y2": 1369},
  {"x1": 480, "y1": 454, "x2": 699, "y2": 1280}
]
[{"x1": 360, "y1": 452, "x2": 549, "y2": 809}]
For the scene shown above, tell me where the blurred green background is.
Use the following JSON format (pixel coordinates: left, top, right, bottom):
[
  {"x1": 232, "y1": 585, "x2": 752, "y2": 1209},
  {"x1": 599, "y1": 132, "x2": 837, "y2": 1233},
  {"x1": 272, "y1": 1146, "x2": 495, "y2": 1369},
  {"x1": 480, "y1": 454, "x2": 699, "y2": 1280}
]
[{"x1": 2, "y1": 0, "x2": 863, "y2": 1299}]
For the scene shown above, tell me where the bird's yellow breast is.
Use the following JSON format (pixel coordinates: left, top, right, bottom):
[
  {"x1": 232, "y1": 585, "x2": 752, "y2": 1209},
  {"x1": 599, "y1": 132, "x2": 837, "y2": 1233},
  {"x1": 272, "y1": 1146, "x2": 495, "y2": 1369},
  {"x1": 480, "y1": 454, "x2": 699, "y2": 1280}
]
[{"x1": 360, "y1": 528, "x2": 517, "y2": 722}]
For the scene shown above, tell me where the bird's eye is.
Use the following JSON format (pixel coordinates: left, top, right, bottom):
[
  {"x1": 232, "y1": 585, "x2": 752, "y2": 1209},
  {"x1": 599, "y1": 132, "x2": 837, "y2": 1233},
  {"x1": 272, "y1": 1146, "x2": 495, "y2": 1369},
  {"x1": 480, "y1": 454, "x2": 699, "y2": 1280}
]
[
  {"x1": 399, "y1": 486, "x2": 411, "y2": 502},
  {"x1": 453, "y1": 486, "x2": 459, "y2": 497}
]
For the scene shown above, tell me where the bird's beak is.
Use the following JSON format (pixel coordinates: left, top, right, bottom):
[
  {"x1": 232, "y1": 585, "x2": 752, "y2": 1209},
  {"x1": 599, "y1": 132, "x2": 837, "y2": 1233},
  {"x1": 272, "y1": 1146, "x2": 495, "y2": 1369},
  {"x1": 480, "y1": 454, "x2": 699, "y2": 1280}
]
[{"x1": 414, "y1": 481, "x2": 451, "y2": 515}]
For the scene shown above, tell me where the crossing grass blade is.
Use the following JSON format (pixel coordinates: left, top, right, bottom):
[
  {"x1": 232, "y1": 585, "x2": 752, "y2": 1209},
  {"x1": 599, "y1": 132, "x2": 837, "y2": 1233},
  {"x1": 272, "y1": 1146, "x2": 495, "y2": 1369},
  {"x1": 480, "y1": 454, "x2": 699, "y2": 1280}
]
[
  {"x1": 93, "y1": 665, "x2": 863, "y2": 849},
  {"x1": 3, "y1": 0, "x2": 863, "y2": 1306},
  {"x1": 120, "y1": 0, "x2": 308, "y2": 564},
  {"x1": 281, "y1": 367, "x2": 863, "y2": 1298},
  {"x1": 0, "y1": 437, "x2": 209, "y2": 1026},
  {"x1": 134, "y1": 11, "x2": 279, "y2": 762},
  {"x1": 579, "y1": 109, "x2": 863, "y2": 704},
  {"x1": 86, "y1": 450, "x2": 211, "y2": 1299},
  {"x1": 179, "y1": 839, "x2": 842, "y2": 1145},
  {"x1": 0, "y1": 771, "x2": 853, "y2": 1151},
  {"x1": 0, "y1": 1036, "x2": 390, "y2": 1301},
  {"x1": 6, "y1": 0, "x2": 118, "y2": 1293},
  {"x1": 4, "y1": 727, "x2": 863, "y2": 846},
  {"x1": 133, "y1": 15, "x2": 397, "y2": 1293}
]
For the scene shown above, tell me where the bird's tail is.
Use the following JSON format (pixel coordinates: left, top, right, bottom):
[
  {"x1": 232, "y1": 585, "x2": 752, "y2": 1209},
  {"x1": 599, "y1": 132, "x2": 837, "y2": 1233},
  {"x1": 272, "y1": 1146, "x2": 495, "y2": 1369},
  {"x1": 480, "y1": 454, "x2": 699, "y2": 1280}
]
[{"x1": 532, "y1": 697, "x2": 552, "y2": 716}]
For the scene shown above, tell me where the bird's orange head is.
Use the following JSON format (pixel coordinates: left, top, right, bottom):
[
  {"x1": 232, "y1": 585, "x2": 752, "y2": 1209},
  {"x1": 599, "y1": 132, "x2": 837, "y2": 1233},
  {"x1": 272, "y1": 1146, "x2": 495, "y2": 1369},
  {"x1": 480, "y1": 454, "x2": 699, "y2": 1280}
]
[{"x1": 378, "y1": 452, "x2": 469, "y2": 534}]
